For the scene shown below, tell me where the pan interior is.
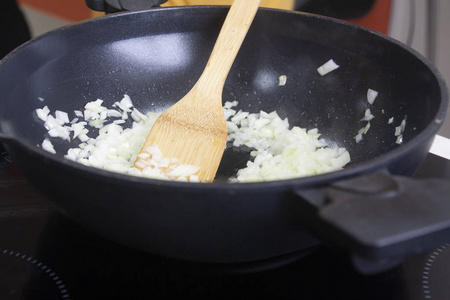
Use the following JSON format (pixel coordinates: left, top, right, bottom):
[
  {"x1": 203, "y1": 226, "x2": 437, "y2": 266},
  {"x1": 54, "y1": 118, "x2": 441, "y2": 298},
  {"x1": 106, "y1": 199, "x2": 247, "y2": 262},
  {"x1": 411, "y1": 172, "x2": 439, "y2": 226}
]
[{"x1": 0, "y1": 7, "x2": 444, "y2": 182}]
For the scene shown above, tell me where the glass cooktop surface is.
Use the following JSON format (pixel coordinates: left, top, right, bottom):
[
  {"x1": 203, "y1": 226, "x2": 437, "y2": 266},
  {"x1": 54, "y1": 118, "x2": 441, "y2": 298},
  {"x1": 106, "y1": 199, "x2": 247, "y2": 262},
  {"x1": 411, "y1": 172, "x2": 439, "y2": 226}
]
[{"x1": 1, "y1": 150, "x2": 450, "y2": 300}]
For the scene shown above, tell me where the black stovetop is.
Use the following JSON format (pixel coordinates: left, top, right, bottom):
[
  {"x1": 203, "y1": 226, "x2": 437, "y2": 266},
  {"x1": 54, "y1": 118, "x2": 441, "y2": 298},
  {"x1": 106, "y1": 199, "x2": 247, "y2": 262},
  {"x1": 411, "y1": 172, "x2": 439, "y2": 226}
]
[{"x1": 1, "y1": 152, "x2": 450, "y2": 300}]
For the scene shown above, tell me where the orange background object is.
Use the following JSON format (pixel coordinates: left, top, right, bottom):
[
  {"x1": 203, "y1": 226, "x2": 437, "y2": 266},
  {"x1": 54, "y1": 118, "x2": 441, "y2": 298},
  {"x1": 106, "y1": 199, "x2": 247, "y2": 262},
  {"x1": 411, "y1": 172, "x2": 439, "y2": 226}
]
[
  {"x1": 347, "y1": 0, "x2": 391, "y2": 34},
  {"x1": 17, "y1": 0, "x2": 93, "y2": 21},
  {"x1": 17, "y1": 0, "x2": 392, "y2": 34}
]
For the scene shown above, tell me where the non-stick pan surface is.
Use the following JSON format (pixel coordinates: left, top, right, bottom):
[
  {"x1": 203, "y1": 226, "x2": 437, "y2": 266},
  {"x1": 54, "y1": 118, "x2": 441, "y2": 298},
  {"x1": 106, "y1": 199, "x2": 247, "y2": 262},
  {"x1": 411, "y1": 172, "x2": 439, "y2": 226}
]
[{"x1": 0, "y1": 7, "x2": 448, "y2": 271}]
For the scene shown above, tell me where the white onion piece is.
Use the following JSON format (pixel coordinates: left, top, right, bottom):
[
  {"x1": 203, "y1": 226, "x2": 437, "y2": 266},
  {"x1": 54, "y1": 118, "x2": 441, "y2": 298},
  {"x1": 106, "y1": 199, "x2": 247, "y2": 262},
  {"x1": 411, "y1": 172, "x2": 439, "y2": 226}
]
[
  {"x1": 354, "y1": 132, "x2": 363, "y2": 143},
  {"x1": 74, "y1": 110, "x2": 83, "y2": 117},
  {"x1": 223, "y1": 101, "x2": 239, "y2": 109},
  {"x1": 84, "y1": 99, "x2": 105, "y2": 112},
  {"x1": 367, "y1": 89, "x2": 378, "y2": 105},
  {"x1": 364, "y1": 122, "x2": 371, "y2": 134},
  {"x1": 100, "y1": 110, "x2": 108, "y2": 120},
  {"x1": 36, "y1": 106, "x2": 50, "y2": 121},
  {"x1": 317, "y1": 59, "x2": 339, "y2": 76},
  {"x1": 388, "y1": 117, "x2": 394, "y2": 124},
  {"x1": 114, "y1": 94, "x2": 133, "y2": 112},
  {"x1": 166, "y1": 164, "x2": 200, "y2": 178},
  {"x1": 42, "y1": 138, "x2": 56, "y2": 154},
  {"x1": 107, "y1": 109, "x2": 122, "y2": 118},
  {"x1": 135, "y1": 144, "x2": 200, "y2": 181},
  {"x1": 393, "y1": 116, "x2": 407, "y2": 144},
  {"x1": 358, "y1": 127, "x2": 365, "y2": 135},
  {"x1": 231, "y1": 111, "x2": 249, "y2": 123},
  {"x1": 360, "y1": 109, "x2": 375, "y2": 121},
  {"x1": 55, "y1": 110, "x2": 70, "y2": 124},
  {"x1": 278, "y1": 75, "x2": 287, "y2": 86},
  {"x1": 130, "y1": 108, "x2": 148, "y2": 123},
  {"x1": 72, "y1": 122, "x2": 87, "y2": 139},
  {"x1": 400, "y1": 117, "x2": 407, "y2": 132}
]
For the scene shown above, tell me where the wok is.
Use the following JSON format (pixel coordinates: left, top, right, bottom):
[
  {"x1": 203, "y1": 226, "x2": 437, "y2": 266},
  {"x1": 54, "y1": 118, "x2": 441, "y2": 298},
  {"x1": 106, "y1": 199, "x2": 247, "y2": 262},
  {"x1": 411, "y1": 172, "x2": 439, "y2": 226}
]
[{"x1": 0, "y1": 6, "x2": 449, "y2": 274}]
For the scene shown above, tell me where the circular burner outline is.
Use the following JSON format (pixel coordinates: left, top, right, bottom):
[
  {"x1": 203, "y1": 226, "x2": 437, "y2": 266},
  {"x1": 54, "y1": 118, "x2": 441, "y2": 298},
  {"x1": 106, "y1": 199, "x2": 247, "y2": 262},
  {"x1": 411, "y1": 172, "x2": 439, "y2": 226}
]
[
  {"x1": 422, "y1": 243, "x2": 450, "y2": 299},
  {"x1": 0, "y1": 247, "x2": 71, "y2": 299}
]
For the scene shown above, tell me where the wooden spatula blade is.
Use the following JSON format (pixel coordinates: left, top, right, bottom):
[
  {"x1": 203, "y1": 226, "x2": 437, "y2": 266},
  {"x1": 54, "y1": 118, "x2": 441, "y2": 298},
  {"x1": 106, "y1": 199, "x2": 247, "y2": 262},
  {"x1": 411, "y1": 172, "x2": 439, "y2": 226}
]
[
  {"x1": 134, "y1": 0, "x2": 261, "y2": 182},
  {"x1": 136, "y1": 93, "x2": 228, "y2": 182}
]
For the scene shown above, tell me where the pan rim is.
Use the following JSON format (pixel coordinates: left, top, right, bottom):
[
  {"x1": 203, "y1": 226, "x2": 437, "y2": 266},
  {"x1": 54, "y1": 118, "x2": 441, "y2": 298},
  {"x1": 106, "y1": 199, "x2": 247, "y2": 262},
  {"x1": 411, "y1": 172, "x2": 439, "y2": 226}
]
[{"x1": 1, "y1": 6, "x2": 448, "y2": 191}]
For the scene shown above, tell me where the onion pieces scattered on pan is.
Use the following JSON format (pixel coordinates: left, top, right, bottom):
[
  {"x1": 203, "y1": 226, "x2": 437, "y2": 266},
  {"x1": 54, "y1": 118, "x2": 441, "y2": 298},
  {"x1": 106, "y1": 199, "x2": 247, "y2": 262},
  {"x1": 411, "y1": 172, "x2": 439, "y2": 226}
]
[
  {"x1": 224, "y1": 102, "x2": 350, "y2": 182},
  {"x1": 35, "y1": 96, "x2": 350, "y2": 183},
  {"x1": 317, "y1": 59, "x2": 339, "y2": 76}
]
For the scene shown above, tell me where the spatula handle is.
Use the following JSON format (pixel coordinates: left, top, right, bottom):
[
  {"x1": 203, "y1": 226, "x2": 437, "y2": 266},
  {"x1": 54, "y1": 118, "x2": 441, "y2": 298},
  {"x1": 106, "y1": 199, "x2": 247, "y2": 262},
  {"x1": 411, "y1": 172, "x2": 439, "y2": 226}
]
[{"x1": 196, "y1": 0, "x2": 261, "y2": 97}]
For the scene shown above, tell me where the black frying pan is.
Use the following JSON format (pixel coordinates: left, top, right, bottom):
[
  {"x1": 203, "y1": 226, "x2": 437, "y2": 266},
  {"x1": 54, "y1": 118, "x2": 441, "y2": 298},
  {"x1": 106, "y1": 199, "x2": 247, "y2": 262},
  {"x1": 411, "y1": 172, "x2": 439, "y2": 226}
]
[{"x1": 0, "y1": 6, "x2": 449, "y2": 274}]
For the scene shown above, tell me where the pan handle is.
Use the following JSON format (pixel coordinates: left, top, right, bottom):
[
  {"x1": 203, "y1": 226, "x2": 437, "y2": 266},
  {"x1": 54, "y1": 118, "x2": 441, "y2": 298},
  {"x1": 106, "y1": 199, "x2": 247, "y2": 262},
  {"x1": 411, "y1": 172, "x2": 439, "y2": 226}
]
[{"x1": 294, "y1": 172, "x2": 450, "y2": 274}]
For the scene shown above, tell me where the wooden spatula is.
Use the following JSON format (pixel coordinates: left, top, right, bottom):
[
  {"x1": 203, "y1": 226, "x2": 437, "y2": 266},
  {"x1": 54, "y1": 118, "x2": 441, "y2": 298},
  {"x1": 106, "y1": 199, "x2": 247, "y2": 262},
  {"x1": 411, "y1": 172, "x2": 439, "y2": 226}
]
[{"x1": 134, "y1": 0, "x2": 261, "y2": 182}]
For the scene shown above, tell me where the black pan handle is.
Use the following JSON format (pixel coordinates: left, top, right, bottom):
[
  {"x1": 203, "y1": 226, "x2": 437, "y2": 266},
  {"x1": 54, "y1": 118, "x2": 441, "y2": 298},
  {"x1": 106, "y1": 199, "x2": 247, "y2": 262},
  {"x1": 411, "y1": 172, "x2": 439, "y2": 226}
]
[{"x1": 294, "y1": 172, "x2": 450, "y2": 274}]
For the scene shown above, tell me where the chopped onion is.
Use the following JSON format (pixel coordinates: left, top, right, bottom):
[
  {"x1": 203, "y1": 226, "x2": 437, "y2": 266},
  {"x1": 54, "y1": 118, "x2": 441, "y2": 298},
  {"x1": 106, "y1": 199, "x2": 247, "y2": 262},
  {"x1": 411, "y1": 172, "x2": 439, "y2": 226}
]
[
  {"x1": 42, "y1": 138, "x2": 56, "y2": 154},
  {"x1": 364, "y1": 122, "x2": 371, "y2": 134},
  {"x1": 317, "y1": 59, "x2": 339, "y2": 76},
  {"x1": 224, "y1": 101, "x2": 350, "y2": 182},
  {"x1": 36, "y1": 106, "x2": 50, "y2": 121},
  {"x1": 107, "y1": 109, "x2": 123, "y2": 118},
  {"x1": 367, "y1": 89, "x2": 378, "y2": 105},
  {"x1": 114, "y1": 94, "x2": 133, "y2": 112},
  {"x1": 393, "y1": 116, "x2": 407, "y2": 144},
  {"x1": 55, "y1": 110, "x2": 70, "y2": 124},
  {"x1": 400, "y1": 117, "x2": 407, "y2": 132},
  {"x1": 358, "y1": 127, "x2": 365, "y2": 135},
  {"x1": 354, "y1": 132, "x2": 363, "y2": 143},
  {"x1": 37, "y1": 96, "x2": 350, "y2": 183},
  {"x1": 224, "y1": 101, "x2": 238, "y2": 109},
  {"x1": 74, "y1": 110, "x2": 83, "y2": 118},
  {"x1": 360, "y1": 109, "x2": 375, "y2": 122},
  {"x1": 278, "y1": 75, "x2": 287, "y2": 86}
]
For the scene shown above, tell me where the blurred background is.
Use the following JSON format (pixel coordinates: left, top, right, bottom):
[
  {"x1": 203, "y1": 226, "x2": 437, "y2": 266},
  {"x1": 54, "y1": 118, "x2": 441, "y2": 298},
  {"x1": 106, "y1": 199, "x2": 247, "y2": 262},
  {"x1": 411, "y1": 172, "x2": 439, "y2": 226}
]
[{"x1": 4, "y1": 0, "x2": 450, "y2": 137}]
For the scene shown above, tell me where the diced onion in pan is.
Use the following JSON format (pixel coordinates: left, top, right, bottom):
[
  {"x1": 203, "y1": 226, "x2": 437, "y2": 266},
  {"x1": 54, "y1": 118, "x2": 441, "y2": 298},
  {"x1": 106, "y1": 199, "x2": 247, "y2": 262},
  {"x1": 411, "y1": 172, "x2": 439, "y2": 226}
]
[
  {"x1": 36, "y1": 96, "x2": 351, "y2": 183},
  {"x1": 278, "y1": 75, "x2": 287, "y2": 86},
  {"x1": 55, "y1": 110, "x2": 70, "y2": 124},
  {"x1": 42, "y1": 138, "x2": 56, "y2": 154},
  {"x1": 223, "y1": 102, "x2": 350, "y2": 182},
  {"x1": 317, "y1": 59, "x2": 339, "y2": 76},
  {"x1": 360, "y1": 109, "x2": 375, "y2": 122},
  {"x1": 36, "y1": 106, "x2": 50, "y2": 121},
  {"x1": 367, "y1": 89, "x2": 378, "y2": 105},
  {"x1": 354, "y1": 132, "x2": 363, "y2": 143}
]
